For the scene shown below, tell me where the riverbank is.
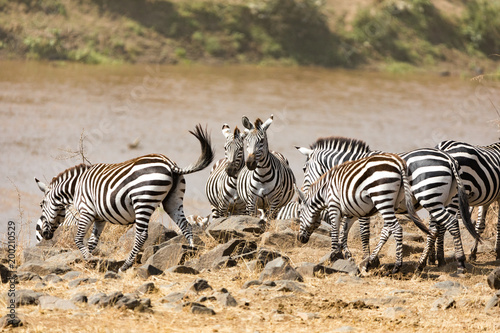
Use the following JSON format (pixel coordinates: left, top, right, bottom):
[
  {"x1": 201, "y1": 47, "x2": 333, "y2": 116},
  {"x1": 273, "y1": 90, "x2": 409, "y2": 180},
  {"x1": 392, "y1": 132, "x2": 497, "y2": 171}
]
[{"x1": 0, "y1": 0, "x2": 499, "y2": 74}]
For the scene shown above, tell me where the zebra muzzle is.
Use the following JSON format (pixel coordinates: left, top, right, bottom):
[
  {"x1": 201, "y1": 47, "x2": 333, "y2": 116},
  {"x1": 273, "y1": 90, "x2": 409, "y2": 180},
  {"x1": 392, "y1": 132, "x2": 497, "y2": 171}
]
[
  {"x1": 297, "y1": 232, "x2": 309, "y2": 244},
  {"x1": 246, "y1": 154, "x2": 257, "y2": 170},
  {"x1": 41, "y1": 229, "x2": 54, "y2": 240}
]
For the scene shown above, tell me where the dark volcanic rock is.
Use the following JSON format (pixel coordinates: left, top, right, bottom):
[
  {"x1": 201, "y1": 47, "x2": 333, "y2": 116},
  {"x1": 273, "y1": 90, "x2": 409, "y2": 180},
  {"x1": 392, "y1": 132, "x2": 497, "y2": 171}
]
[
  {"x1": 189, "y1": 279, "x2": 213, "y2": 294},
  {"x1": 135, "y1": 264, "x2": 163, "y2": 279},
  {"x1": 18, "y1": 260, "x2": 72, "y2": 276},
  {"x1": 487, "y1": 268, "x2": 500, "y2": 290},
  {"x1": 192, "y1": 239, "x2": 257, "y2": 271},
  {"x1": 166, "y1": 265, "x2": 199, "y2": 275},
  {"x1": 1, "y1": 289, "x2": 45, "y2": 307},
  {"x1": 260, "y1": 231, "x2": 297, "y2": 249},
  {"x1": 207, "y1": 216, "x2": 266, "y2": 242}
]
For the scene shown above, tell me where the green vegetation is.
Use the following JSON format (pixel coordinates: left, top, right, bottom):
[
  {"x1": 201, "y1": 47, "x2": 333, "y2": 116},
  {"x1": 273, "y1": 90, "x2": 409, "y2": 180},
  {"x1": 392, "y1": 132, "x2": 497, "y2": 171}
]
[{"x1": 0, "y1": 0, "x2": 499, "y2": 70}]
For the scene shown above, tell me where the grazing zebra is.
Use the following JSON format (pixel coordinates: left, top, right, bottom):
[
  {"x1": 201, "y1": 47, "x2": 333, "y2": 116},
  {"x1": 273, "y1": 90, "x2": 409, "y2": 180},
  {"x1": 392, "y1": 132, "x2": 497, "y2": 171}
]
[
  {"x1": 296, "y1": 136, "x2": 479, "y2": 273},
  {"x1": 296, "y1": 153, "x2": 430, "y2": 274},
  {"x1": 435, "y1": 140, "x2": 500, "y2": 261},
  {"x1": 237, "y1": 115, "x2": 296, "y2": 219},
  {"x1": 205, "y1": 124, "x2": 246, "y2": 218},
  {"x1": 35, "y1": 124, "x2": 214, "y2": 272}
]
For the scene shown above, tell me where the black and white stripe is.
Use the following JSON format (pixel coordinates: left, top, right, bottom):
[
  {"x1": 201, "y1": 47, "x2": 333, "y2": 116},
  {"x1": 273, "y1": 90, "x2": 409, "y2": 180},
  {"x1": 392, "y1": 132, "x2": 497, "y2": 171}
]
[
  {"x1": 296, "y1": 153, "x2": 429, "y2": 274},
  {"x1": 205, "y1": 124, "x2": 246, "y2": 219},
  {"x1": 35, "y1": 125, "x2": 214, "y2": 271},
  {"x1": 436, "y1": 140, "x2": 500, "y2": 261},
  {"x1": 296, "y1": 137, "x2": 479, "y2": 273},
  {"x1": 236, "y1": 115, "x2": 296, "y2": 219}
]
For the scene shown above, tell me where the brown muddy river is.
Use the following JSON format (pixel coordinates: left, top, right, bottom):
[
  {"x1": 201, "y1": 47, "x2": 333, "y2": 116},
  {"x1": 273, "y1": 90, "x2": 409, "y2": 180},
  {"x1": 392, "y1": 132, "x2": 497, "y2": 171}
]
[{"x1": 1, "y1": 61, "x2": 499, "y2": 244}]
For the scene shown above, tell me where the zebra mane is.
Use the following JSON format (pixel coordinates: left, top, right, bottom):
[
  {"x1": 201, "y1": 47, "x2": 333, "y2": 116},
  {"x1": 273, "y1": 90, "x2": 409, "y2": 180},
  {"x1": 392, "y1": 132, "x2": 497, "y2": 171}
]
[
  {"x1": 51, "y1": 163, "x2": 91, "y2": 185},
  {"x1": 310, "y1": 136, "x2": 371, "y2": 153}
]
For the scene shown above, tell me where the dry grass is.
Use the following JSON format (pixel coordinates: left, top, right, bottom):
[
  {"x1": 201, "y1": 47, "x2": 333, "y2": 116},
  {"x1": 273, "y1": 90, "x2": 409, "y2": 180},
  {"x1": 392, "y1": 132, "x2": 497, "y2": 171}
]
[{"x1": 6, "y1": 207, "x2": 500, "y2": 333}]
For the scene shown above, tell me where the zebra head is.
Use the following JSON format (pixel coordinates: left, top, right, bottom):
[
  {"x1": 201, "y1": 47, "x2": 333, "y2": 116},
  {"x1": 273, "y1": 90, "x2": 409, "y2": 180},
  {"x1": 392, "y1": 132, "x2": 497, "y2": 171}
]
[
  {"x1": 222, "y1": 124, "x2": 244, "y2": 178},
  {"x1": 295, "y1": 184, "x2": 322, "y2": 244},
  {"x1": 241, "y1": 115, "x2": 273, "y2": 171},
  {"x1": 35, "y1": 178, "x2": 66, "y2": 242}
]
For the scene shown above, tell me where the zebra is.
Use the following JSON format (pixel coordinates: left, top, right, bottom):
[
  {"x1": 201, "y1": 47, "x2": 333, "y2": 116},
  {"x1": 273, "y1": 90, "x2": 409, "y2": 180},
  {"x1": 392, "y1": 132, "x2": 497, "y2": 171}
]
[
  {"x1": 35, "y1": 124, "x2": 214, "y2": 272},
  {"x1": 296, "y1": 153, "x2": 430, "y2": 274},
  {"x1": 434, "y1": 140, "x2": 500, "y2": 262},
  {"x1": 236, "y1": 115, "x2": 296, "y2": 219},
  {"x1": 296, "y1": 136, "x2": 480, "y2": 273},
  {"x1": 205, "y1": 124, "x2": 246, "y2": 219}
]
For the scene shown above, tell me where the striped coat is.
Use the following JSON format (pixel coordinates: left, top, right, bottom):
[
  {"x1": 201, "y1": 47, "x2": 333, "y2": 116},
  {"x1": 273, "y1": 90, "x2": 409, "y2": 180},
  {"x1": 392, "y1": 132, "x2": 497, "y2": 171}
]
[{"x1": 36, "y1": 125, "x2": 214, "y2": 271}]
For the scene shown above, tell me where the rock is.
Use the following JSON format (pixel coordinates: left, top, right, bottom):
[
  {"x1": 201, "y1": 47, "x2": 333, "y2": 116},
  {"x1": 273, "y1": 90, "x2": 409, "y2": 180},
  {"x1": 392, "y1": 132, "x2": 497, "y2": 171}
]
[
  {"x1": 84, "y1": 258, "x2": 125, "y2": 273},
  {"x1": 18, "y1": 260, "x2": 71, "y2": 276},
  {"x1": 160, "y1": 292, "x2": 186, "y2": 303},
  {"x1": 1, "y1": 264, "x2": 11, "y2": 283},
  {"x1": 242, "y1": 280, "x2": 262, "y2": 289},
  {"x1": 1, "y1": 313, "x2": 25, "y2": 328},
  {"x1": 114, "y1": 294, "x2": 149, "y2": 311},
  {"x1": 88, "y1": 292, "x2": 107, "y2": 306},
  {"x1": 43, "y1": 274, "x2": 63, "y2": 284},
  {"x1": 212, "y1": 257, "x2": 238, "y2": 270},
  {"x1": 68, "y1": 277, "x2": 97, "y2": 288},
  {"x1": 104, "y1": 271, "x2": 121, "y2": 279},
  {"x1": 256, "y1": 249, "x2": 285, "y2": 267},
  {"x1": 296, "y1": 262, "x2": 337, "y2": 277},
  {"x1": 144, "y1": 244, "x2": 198, "y2": 272},
  {"x1": 274, "y1": 219, "x2": 298, "y2": 232},
  {"x1": 487, "y1": 268, "x2": 500, "y2": 290},
  {"x1": 383, "y1": 241, "x2": 424, "y2": 258},
  {"x1": 296, "y1": 312, "x2": 319, "y2": 321},
  {"x1": 260, "y1": 231, "x2": 297, "y2": 249},
  {"x1": 166, "y1": 265, "x2": 199, "y2": 275},
  {"x1": 1, "y1": 289, "x2": 44, "y2": 306},
  {"x1": 192, "y1": 239, "x2": 257, "y2": 271},
  {"x1": 275, "y1": 280, "x2": 307, "y2": 293},
  {"x1": 62, "y1": 271, "x2": 82, "y2": 281},
  {"x1": 331, "y1": 259, "x2": 359, "y2": 275},
  {"x1": 16, "y1": 272, "x2": 42, "y2": 282},
  {"x1": 44, "y1": 250, "x2": 81, "y2": 265},
  {"x1": 98, "y1": 291, "x2": 124, "y2": 308},
  {"x1": 162, "y1": 234, "x2": 205, "y2": 247},
  {"x1": 485, "y1": 294, "x2": 499, "y2": 311},
  {"x1": 207, "y1": 216, "x2": 266, "y2": 242},
  {"x1": 22, "y1": 247, "x2": 66, "y2": 263},
  {"x1": 135, "y1": 264, "x2": 163, "y2": 279},
  {"x1": 70, "y1": 293, "x2": 88, "y2": 304},
  {"x1": 136, "y1": 282, "x2": 156, "y2": 295},
  {"x1": 39, "y1": 295, "x2": 78, "y2": 310},
  {"x1": 189, "y1": 279, "x2": 213, "y2": 294},
  {"x1": 431, "y1": 296, "x2": 456, "y2": 311},
  {"x1": 305, "y1": 233, "x2": 332, "y2": 248},
  {"x1": 259, "y1": 257, "x2": 303, "y2": 282},
  {"x1": 433, "y1": 281, "x2": 464, "y2": 296},
  {"x1": 190, "y1": 304, "x2": 216, "y2": 315},
  {"x1": 383, "y1": 306, "x2": 408, "y2": 319},
  {"x1": 215, "y1": 291, "x2": 238, "y2": 307}
]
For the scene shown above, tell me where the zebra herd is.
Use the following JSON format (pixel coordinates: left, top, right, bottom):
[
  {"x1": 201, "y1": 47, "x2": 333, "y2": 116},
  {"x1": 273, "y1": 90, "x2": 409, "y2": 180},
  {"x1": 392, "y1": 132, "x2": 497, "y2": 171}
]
[{"x1": 35, "y1": 115, "x2": 500, "y2": 274}]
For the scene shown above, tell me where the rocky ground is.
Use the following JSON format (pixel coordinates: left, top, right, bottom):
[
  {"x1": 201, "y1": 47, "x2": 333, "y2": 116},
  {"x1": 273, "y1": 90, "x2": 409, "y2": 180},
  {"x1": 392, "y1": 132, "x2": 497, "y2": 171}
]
[{"x1": 1, "y1": 215, "x2": 500, "y2": 332}]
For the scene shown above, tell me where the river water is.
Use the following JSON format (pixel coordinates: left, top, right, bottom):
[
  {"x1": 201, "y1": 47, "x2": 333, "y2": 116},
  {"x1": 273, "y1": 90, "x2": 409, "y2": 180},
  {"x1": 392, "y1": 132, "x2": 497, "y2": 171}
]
[{"x1": 1, "y1": 61, "x2": 499, "y2": 244}]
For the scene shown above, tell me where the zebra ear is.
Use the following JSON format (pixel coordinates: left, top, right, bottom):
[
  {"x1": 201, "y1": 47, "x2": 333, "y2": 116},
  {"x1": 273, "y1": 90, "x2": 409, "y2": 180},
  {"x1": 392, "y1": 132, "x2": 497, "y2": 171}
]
[
  {"x1": 222, "y1": 124, "x2": 231, "y2": 138},
  {"x1": 261, "y1": 114, "x2": 273, "y2": 131},
  {"x1": 35, "y1": 178, "x2": 47, "y2": 193},
  {"x1": 295, "y1": 146, "x2": 313, "y2": 157},
  {"x1": 233, "y1": 126, "x2": 241, "y2": 139},
  {"x1": 242, "y1": 116, "x2": 254, "y2": 130},
  {"x1": 294, "y1": 184, "x2": 306, "y2": 202}
]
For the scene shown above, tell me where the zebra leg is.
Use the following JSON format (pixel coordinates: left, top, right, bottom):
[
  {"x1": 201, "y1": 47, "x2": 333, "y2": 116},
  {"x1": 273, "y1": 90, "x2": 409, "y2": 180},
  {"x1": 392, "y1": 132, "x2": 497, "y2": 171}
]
[
  {"x1": 338, "y1": 217, "x2": 352, "y2": 261},
  {"x1": 391, "y1": 220, "x2": 404, "y2": 274},
  {"x1": 74, "y1": 213, "x2": 95, "y2": 260},
  {"x1": 360, "y1": 221, "x2": 394, "y2": 273},
  {"x1": 435, "y1": 223, "x2": 446, "y2": 267},
  {"x1": 120, "y1": 221, "x2": 149, "y2": 272},
  {"x1": 87, "y1": 220, "x2": 105, "y2": 254},
  {"x1": 416, "y1": 226, "x2": 438, "y2": 273},
  {"x1": 162, "y1": 176, "x2": 194, "y2": 247},
  {"x1": 470, "y1": 205, "x2": 488, "y2": 262},
  {"x1": 427, "y1": 217, "x2": 437, "y2": 265},
  {"x1": 327, "y1": 206, "x2": 342, "y2": 263},
  {"x1": 358, "y1": 217, "x2": 380, "y2": 268}
]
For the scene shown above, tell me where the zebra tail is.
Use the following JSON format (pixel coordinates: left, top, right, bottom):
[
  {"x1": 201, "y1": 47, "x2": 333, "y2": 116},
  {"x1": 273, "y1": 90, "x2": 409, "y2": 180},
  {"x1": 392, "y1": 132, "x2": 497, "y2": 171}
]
[
  {"x1": 450, "y1": 156, "x2": 482, "y2": 242},
  {"x1": 174, "y1": 124, "x2": 215, "y2": 175},
  {"x1": 402, "y1": 165, "x2": 430, "y2": 235}
]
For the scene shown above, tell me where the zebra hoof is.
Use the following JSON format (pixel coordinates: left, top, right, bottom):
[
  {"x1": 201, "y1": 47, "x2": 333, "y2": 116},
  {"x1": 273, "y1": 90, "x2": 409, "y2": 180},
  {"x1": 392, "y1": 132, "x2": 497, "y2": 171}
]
[
  {"x1": 437, "y1": 259, "x2": 446, "y2": 267},
  {"x1": 468, "y1": 253, "x2": 477, "y2": 262},
  {"x1": 370, "y1": 256, "x2": 380, "y2": 269},
  {"x1": 359, "y1": 258, "x2": 370, "y2": 272},
  {"x1": 329, "y1": 251, "x2": 344, "y2": 263}
]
